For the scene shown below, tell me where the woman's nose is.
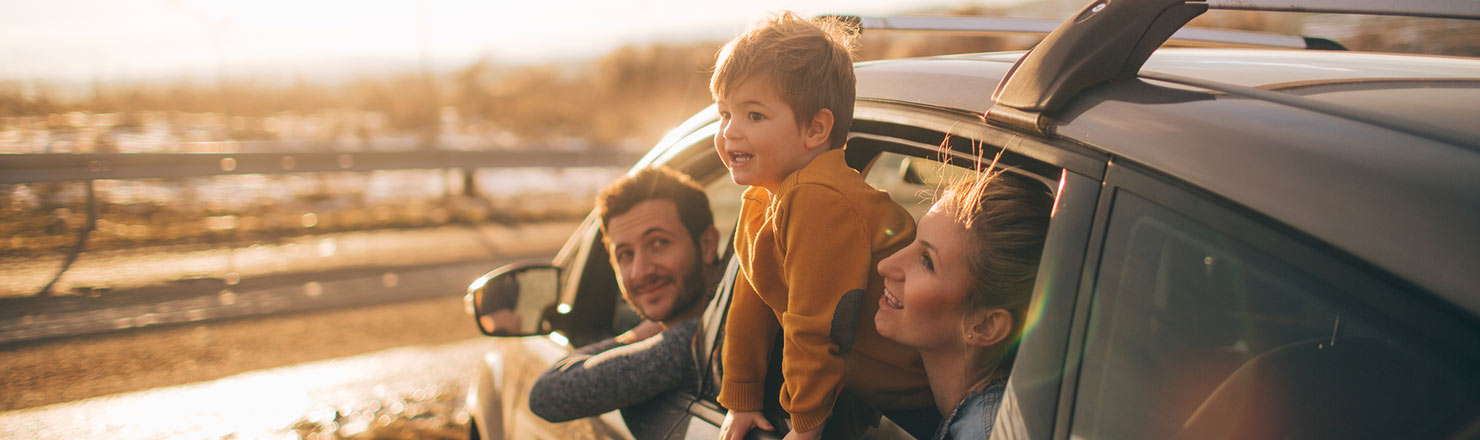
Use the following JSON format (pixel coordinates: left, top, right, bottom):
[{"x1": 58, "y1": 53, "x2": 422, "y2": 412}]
[{"x1": 877, "y1": 252, "x2": 901, "y2": 280}]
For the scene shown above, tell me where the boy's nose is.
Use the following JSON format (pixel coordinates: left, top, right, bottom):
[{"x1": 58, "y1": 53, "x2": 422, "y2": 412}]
[{"x1": 721, "y1": 120, "x2": 742, "y2": 139}]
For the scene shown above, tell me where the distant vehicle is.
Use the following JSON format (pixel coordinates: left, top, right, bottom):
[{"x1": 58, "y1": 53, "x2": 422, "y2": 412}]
[{"x1": 463, "y1": 1, "x2": 1480, "y2": 438}]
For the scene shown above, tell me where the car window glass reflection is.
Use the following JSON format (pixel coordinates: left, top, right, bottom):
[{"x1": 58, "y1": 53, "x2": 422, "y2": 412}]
[{"x1": 1071, "y1": 192, "x2": 1477, "y2": 439}]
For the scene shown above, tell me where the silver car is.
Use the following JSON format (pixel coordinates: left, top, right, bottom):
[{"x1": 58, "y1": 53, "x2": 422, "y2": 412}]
[{"x1": 464, "y1": 1, "x2": 1480, "y2": 438}]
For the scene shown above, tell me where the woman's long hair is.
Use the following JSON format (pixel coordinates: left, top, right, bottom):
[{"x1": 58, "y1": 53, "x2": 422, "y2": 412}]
[{"x1": 937, "y1": 153, "x2": 1054, "y2": 390}]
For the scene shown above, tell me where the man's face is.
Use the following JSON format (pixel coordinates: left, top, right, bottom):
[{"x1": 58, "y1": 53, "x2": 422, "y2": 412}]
[{"x1": 605, "y1": 199, "x2": 707, "y2": 322}]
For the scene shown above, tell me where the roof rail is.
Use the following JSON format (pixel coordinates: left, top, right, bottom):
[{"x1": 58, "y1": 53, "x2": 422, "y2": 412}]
[
  {"x1": 1204, "y1": 0, "x2": 1480, "y2": 20},
  {"x1": 983, "y1": 0, "x2": 1480, "y2": 134},
  {"x1": 986, "y1": 0, "x2": 1208, "y2": 135},
  {"x1": 841, "y1": 15, "x2": 1341, "y2": 49}
]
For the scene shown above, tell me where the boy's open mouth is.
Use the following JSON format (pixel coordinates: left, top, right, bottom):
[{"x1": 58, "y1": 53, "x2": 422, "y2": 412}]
[{"x1": 729, "y1": 152, "x2": 754, "y2": 164}]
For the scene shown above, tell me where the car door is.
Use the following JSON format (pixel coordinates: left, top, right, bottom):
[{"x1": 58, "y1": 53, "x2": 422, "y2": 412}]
[{"x1": 1048, "y1": 161, "x2": 1480, "y2": 440}]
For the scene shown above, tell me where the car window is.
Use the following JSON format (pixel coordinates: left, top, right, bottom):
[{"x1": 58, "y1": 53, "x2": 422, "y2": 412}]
[
  {"x1": 1068, "y1": 190, "x2": 1477, "y2": 440},
  {"x1": 703, "y1": 174, "x2": 746, "y2": 256},
  {"x1": 863, "y1": 151, "x2": 980, "y2": 221}
]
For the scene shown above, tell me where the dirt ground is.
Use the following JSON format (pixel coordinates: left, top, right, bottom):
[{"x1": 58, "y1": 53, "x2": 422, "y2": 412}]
[{"x1": 0, "y1": 295, "x2": 479, "y2": 412}]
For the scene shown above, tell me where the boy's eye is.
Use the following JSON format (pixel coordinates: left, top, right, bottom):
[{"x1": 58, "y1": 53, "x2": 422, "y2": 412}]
[{"x1": 748, "y1": 112, "x2": 765, "y2": 121}]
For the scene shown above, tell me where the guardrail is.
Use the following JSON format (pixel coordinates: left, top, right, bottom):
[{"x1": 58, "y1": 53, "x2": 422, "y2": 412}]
[
  {"x1": 0, "y1": 150, "x2": 643, "y2": 184},
  {"x1": 2, "y1": 149, "x2": 642, "y2": 299}
]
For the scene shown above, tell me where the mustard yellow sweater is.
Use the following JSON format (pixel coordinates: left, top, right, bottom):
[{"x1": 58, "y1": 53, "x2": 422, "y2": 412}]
[{"x1": 717, "y1": 149, "x2": 931, "y2": 433}]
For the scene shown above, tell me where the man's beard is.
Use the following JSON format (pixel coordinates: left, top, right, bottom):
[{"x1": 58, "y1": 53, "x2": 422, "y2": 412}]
[{"x1": 634, "y1": 260, "x2": 706, "y2": 322}]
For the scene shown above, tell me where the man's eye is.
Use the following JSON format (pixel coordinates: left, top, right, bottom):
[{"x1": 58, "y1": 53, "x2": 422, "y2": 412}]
[
  {"x1": 616, "y1": 250, "x2": 633, "y2": 262},
  {"x1": 748, "y1": 112, "x2": 765, "y2": 121},
  {"x1": 650, "y1": 238, "x2": 669, "y2": 249}
]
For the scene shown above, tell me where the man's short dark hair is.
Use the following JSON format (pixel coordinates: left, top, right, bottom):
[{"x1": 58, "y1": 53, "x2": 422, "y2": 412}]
[{"x1": 597, "y1": 166, "x2": 714, "y2": 246}]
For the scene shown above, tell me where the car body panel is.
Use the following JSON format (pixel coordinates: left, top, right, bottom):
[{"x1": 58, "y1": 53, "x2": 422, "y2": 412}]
[
  {"x1": 853, "y1": 48, "x2": 1480, "y2": 315},
  {"x1": 469, "y1": 329, "x2": 635, "y2": 439}
]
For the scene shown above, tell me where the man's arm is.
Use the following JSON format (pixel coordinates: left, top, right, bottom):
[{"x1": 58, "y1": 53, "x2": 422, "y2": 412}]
[{"x1": 527, "y1": 319, "x2": 700, "y2": 423}]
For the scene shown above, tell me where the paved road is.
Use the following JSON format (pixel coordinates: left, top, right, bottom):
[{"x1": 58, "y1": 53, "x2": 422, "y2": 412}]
[
  {"x1": 0, "y1": 221, "x2": 581, "y2": 438},
  {"x1": 1, "y1": 296, "x2": 493, "y2": 438},
  {"x1": 0, "y1": 221, "x2": 578, "y2": 344}
]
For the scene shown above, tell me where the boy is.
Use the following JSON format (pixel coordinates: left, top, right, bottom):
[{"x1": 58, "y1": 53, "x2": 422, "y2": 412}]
[{"x1": 712, "y1": 12, "x2": 932, "y2": 440}]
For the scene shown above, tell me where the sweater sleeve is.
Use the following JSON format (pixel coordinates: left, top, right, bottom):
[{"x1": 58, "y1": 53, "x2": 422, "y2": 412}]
[
  {"x1": 716, "y1": 269, "x2": 781, "y2": 412},
  {"x1": 717, "y1": 190, "x2": 783, "y2": 413},
  {"x1": 527, "y1": 319, "x2": 700, "y2": 422},
  {"x1": 776, "y1": 184, "x2": 877, "y2": 432}
]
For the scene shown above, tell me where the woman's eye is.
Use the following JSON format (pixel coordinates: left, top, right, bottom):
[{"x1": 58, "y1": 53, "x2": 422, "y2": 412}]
[
  {"x1": 748, "y1": 112, "x2": 764, "y2": 121},
  {"x1": 920, "y1": 251, "x2": 935, "y2": 272}
]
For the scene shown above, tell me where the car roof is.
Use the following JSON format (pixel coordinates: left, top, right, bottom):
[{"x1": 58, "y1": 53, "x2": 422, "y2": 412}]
[{"x1": 855, "y1": 48, "x2": 1480, "y2": 315}]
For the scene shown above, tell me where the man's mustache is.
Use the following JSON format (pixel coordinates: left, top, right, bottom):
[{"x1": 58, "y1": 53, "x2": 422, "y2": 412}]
[{"x1": 631, "y1": 273, "x2": 673, "y2": 292}]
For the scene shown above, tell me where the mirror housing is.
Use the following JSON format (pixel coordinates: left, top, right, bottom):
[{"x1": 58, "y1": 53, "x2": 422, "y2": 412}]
[{"x1": 464, "y1": 262, "x2": 562, "y2": 337}]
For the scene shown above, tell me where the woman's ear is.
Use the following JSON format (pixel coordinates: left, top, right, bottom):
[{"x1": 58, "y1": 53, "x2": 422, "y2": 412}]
[
  {"x1": 804, "y1": 108, "x2": 834, "y2": 151},
  {"x1": 964, "y1": 308, "x2": 1014, "y2": 348}
]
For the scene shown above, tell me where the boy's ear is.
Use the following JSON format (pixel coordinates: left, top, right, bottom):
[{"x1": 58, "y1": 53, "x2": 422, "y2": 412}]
[{"x1": 804, "y1": 108, "x2": 834, "y2": 151}]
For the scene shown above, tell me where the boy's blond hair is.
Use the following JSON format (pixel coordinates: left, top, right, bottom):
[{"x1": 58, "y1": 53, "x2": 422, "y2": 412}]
[{"x1": 711, "y1": 11, "x2": 858, "y2": 149}]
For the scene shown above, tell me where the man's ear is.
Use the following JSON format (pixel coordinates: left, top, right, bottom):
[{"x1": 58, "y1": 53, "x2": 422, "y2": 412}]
[
  {"x1": 804, "y1": 108, "x2": 834, "y2": 151},
  {"x1": 699, "y1": 226, "x2": 720, "y2": 265},
  {"x1": 964, "y1": 308, "x2": 1014, "y2": 348}
]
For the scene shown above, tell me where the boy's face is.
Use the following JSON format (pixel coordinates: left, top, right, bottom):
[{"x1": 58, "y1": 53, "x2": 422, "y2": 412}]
[{"x1": 714, "y1": 77, "x2": 824, "y2": 192}]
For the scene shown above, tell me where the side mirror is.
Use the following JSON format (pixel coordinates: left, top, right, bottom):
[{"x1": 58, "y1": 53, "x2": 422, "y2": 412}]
[{"x1": 464, "y1": 263, "x2": 561, "y2": 336}]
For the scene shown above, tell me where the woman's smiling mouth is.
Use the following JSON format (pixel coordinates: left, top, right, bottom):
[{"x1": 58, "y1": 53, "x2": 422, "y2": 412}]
[{"x1": 881, "y1": 288, "x2": 903, "y2": 309}]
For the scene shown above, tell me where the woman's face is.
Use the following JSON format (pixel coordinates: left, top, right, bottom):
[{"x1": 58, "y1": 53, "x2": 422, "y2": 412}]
[{"x1": 875, "y1": 200, "x2": 975, "y2": 352}]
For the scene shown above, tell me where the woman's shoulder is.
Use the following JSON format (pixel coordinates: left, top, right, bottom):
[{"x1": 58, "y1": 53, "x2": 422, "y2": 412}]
[{"x1": 938, "y1": 380, "x2": 1008, "y2": 440}]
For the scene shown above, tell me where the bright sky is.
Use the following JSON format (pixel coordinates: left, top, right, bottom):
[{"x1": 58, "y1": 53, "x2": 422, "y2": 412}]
[{"x1": 0, "y1": 0, "x2": 1022, "y2": 83}]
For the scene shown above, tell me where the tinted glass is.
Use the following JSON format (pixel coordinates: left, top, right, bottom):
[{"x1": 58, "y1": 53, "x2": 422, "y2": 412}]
[{"x1": 1069, "y1": 191, "x2": 1476, "y2": 440}]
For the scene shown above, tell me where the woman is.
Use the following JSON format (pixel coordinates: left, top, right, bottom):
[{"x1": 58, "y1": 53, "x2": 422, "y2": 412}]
[{"x1": 875, "y1": 169, "x2": 1054, "y2": 439}]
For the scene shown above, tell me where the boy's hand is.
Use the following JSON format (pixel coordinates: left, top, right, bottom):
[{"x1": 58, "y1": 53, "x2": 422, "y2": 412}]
[
  {"x1": 719, "y1": 410, "x2": 773, "y2": 440},
  {"x1": 782, "y1": 426, "x2": 821, "y2": 440}
]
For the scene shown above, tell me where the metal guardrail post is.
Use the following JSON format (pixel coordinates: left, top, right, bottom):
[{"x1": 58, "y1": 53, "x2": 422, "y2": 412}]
[{"x1": 37, "y1": 179, "x2": 98, "y2": 296}]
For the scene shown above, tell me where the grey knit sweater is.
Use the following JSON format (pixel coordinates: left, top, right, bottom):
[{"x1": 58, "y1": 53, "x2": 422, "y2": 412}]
[{"x1": 528, "y1": 319, "x2": 701, "y2": 422}]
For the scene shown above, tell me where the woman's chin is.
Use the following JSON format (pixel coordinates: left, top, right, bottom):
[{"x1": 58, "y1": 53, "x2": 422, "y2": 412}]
[{"x1": 873, "y1": 311, "x2": 900, "y2": 341}]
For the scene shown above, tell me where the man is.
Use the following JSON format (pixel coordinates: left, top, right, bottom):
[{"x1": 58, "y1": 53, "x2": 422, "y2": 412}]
[{"x1": 527, "y1": 166, "x2": 722, "y2": 423}]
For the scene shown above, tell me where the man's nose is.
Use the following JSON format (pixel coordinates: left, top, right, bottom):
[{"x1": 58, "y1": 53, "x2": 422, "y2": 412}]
[{"x1": 631, "y1": 251, "x2": 656, "y2": 277}]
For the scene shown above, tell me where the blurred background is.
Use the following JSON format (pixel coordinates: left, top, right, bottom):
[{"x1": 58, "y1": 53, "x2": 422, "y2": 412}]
[{"x1": 1, "y1": 0, "x2": 1476, "y2": 438}]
